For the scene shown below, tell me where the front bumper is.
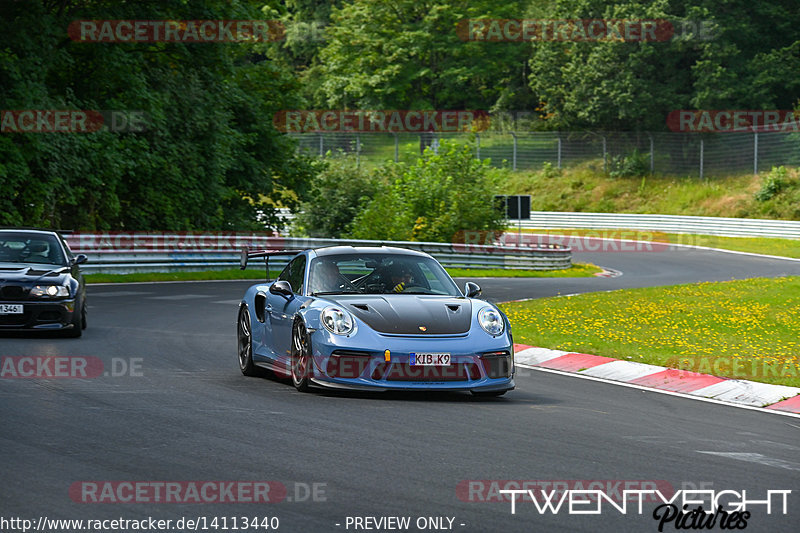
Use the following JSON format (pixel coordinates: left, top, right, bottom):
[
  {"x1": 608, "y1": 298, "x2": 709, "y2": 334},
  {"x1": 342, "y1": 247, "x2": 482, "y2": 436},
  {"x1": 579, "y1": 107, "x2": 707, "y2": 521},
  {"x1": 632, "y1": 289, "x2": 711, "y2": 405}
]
[
  {"x1": 0, "y1": 298, "x2": 78, "y2": 331},
  {"x1": 304, "y1": 328, "x2": 515, "y2": 392}
]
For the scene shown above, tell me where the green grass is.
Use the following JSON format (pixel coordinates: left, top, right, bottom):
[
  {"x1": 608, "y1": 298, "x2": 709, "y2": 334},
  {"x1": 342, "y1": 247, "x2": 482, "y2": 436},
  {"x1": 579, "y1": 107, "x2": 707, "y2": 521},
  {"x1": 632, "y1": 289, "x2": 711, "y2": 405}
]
[
  {"x1": 501, "y1": 277, "x2": 800, "y2": 388},
  {"x1": 85, "y1": 264, "x2": 600, "y2": 284},
  {"x1": 85, "y1": 268, "x2": 281, "y2": 284},
  {"x1": 504, "y1": 161, "x2": 800, "y2": 220},
  {"x1": 519, "y1": 228, "x2": 800, "y2": 259},
  {"x1": 447, "y1": 263, "x2": 601, "y2": 278}
]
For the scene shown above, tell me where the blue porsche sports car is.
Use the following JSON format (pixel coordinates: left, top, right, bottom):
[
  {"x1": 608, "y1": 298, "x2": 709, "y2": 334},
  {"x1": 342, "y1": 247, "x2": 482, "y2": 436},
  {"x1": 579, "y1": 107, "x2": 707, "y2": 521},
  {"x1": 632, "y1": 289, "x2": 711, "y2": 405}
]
[{"x1": 236, "y1": 246, "x2": 514, "y2": 396}]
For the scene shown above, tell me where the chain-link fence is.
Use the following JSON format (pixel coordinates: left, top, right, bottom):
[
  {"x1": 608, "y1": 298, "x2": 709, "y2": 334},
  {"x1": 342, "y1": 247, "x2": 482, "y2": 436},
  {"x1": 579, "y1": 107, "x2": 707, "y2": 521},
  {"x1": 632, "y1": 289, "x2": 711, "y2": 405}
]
[{"x1": 289, "y1": 131, "x2": 800, "y2": 177}]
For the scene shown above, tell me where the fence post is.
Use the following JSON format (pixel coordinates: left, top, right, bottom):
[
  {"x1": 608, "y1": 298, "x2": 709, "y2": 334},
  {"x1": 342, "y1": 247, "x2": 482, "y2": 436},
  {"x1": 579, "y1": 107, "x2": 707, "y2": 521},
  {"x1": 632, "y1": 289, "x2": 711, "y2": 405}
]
[
  {"x1": 509, "y1": 131, "x2": 517, "y2": 170},
  {"x1": 557, "y1": 135, "x2": 562, "y2": 169},
  {"x1": 511, "y1": 132, "x2": 517, "y2": 171},
  {"x1": 356, "y1": 133, "x2": 361, "y2": 168},
  {"x1": 699, "y1": 139, "x2": 704, "y2": 179},
  {"x1": 649, "y1": 134, "x2": 654, "y2": 174},
  {"x1": 754, "y1": 132, "x2": 759, "y2": 175},
  {"x1": 476, "y1": 133, "x2": 481, "y2": 160},
  {"x1": 393, "y1": 132, "x2": 399, "y2": 163},
  {"x1": 319, "y1": 134, "x2": 324, "y2": 157},
  {"x1": 602, "y1": 135, "x2": 607, "y2": 174}
]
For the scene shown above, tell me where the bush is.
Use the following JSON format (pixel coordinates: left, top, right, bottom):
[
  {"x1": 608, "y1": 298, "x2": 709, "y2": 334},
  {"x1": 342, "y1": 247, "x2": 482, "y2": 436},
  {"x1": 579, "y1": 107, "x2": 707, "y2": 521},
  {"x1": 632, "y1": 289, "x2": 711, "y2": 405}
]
[
  {"x1": 540, "y1": 161, "x2": 562, "y2": 179},
  {"x1": 348, "y1": 140, "x2": 506, "y2": 242},
  {"x1": 294, "y1": 155, "x2": 382, "y2": 238},
  {"x1": 755, "y1": 166, "x2": 790, "y2": 202},
  {"x1": 608, "y1": 149, "x2": 650, "y2": 178}
]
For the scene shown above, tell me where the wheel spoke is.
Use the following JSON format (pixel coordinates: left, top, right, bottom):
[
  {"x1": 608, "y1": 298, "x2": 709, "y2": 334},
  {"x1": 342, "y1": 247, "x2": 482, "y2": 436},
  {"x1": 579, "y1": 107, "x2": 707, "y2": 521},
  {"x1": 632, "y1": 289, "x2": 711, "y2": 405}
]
[{"x1": 238, "y1": 310, "x2": 251, "y2": 368}]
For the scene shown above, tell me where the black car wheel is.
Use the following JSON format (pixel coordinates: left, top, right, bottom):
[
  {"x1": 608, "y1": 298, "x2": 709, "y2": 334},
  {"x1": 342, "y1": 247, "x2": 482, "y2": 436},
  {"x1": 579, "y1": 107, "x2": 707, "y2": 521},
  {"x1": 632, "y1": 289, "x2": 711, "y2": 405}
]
[
  {"x1": 291, "y1": 321, "x2": 312, "y2": 392},
  {"x1": 238, "y1": 306, "x2": 258, "y2": 376}
]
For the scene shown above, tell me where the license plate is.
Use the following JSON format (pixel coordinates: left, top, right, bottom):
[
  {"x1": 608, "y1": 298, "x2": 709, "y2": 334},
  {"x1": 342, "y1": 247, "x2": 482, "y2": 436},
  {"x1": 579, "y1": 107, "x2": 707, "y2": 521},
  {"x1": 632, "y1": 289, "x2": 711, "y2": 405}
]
[
  {"x1": 0, "y1": 304, "x2": 23, "y2": 314},
  {"x1": 410, "y1": 353, "x2": 450, "y2": 366}
]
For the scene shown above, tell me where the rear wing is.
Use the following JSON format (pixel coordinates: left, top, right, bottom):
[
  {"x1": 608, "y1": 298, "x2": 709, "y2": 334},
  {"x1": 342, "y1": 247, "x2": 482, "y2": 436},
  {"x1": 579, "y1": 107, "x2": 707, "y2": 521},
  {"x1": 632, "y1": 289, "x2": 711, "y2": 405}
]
[{"x1": 240, "y1": 247, "x2": 304, "y2": 281}]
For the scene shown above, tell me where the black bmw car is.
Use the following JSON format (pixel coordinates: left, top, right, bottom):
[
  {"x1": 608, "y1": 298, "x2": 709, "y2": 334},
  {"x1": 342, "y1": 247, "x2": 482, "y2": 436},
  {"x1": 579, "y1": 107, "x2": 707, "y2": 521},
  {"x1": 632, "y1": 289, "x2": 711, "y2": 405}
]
[{"x1": 0, "y1": 229, "x2": 88, "y2": 337}]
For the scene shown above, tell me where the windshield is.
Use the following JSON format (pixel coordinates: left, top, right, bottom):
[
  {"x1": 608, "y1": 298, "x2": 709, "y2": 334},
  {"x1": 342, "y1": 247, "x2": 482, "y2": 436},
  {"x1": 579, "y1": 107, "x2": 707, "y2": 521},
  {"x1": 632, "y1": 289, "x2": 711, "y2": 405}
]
[
  {"x1": 309, "y1": 253, "x2": 461, "y2": 297},
  {"x1": 0, "y1": 232, "x2": 67, "y2": 266}
]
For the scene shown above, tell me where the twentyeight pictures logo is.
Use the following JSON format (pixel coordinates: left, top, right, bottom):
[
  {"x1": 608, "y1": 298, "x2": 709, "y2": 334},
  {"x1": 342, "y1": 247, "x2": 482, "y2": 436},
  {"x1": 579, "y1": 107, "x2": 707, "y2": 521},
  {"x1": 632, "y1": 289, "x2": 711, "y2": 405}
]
[
  {"x1": 273, "y1": 110, "x2": 490, "y2": 133},
  {"x1": 68, "y1": 20, "x2": 284, "y2": 42}
]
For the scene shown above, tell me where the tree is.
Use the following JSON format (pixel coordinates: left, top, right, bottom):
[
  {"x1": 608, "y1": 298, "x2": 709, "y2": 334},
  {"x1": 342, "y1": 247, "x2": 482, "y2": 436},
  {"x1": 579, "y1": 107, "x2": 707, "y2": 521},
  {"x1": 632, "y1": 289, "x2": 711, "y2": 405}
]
[
  {"x1": 314, "y1": 0, "x2": 535, "y2": 112},
  {"x1": 528, "y1": 0, "x2": 800, "y2": 131},
  {"x1": 295, "y1": 155, "x2": 382, "y2": 238},
  {"x1": 349, "y1": 140, "x2": 505, "y2": 242},
  {"x1": 0, "y1": 0, "x2": 312, "y2": 230}
]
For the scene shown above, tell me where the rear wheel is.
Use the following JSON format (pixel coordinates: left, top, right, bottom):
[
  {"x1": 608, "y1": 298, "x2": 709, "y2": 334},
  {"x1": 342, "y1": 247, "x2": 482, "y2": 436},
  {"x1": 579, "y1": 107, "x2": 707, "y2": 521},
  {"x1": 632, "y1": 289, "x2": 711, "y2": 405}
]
[
  {"x1": 238, "y1": 306, "x2": 258, "y2": 376},
  {"x1": 291, "y1": 321, "x2": 312, "y2": 392}
]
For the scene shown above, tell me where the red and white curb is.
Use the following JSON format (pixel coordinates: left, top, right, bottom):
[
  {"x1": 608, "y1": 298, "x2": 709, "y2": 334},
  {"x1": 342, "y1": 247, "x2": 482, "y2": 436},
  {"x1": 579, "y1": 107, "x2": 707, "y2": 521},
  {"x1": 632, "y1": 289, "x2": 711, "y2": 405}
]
[{"x1": 513, "y1": 344, "x2": 800, "y2": 415}]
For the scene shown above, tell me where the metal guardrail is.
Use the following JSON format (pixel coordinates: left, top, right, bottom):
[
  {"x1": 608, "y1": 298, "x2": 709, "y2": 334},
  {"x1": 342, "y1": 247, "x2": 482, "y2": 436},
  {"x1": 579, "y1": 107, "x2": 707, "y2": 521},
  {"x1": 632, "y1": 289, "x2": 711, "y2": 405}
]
[
  {"x1": 518, "y1": 212, "x2": 800, "y2": 239},
  {"x1": 66, "y1": 234, "x2": 571, "y2": 274}
]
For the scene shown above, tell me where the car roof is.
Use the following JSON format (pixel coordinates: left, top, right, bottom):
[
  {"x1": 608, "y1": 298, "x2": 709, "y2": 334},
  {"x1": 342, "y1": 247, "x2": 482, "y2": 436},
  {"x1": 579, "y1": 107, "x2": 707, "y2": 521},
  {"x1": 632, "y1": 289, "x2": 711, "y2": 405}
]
[
  {"x1": 310, "y1": 246, "x2": 432, "y2": 259},
  {"x1": 0, "y1": 228, "x2": 63, "y2": 237}
]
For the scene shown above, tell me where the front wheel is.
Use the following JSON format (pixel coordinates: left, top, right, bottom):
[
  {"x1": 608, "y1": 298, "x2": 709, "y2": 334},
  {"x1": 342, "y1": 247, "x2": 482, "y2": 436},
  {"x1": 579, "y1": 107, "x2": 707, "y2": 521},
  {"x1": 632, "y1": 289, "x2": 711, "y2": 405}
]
[
  {"x1": 291, "y1": 321, "x2": 312, "y2": 392},
  {"x1": 238, "y1": 306, "x2": 258, "y2": 376}
]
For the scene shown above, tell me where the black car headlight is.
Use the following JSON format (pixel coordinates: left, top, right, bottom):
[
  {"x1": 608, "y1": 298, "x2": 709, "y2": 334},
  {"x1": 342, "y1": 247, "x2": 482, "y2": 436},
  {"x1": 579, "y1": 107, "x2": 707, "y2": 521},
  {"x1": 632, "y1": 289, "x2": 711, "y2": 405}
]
[
  {"x1": 30, "y1": 285, "x2": 70, "y2": 298},
  {"x1": 478, "y1": 306, "x2": 504, "y2": 336},
  {"x1": 321, "y1": 306, "x2": 355, "y2": 336}
]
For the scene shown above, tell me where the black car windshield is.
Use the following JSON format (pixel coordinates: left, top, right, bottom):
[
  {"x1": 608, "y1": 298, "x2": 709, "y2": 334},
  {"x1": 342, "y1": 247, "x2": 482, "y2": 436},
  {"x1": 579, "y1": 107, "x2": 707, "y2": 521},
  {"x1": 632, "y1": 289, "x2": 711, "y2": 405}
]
[
  {"x1": 309, "y1": 253, "x2": 461, "y2": 296},
  {"x1": 0, "y1": 232, "x2": 67, "y2": 266}
]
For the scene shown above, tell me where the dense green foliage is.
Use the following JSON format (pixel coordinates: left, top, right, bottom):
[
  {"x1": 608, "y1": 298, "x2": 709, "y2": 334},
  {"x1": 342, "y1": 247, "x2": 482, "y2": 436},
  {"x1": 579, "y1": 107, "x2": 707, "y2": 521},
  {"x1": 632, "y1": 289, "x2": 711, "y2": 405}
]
[
  {"x1": 0, "y1": 0, "x2": 312, "y2": 230},
  {"x1": 528, "y1": 0, "x2": 800, "y2": 130},
  {"x1": 298, "y1": 141, "x2": 506, "y2": 241},
  {"x1": 3, "y1": 0, "x2": 799, "y2": 232},
  {"x1": 294, "y1": 155, "x2": 380, "y2": 238}
]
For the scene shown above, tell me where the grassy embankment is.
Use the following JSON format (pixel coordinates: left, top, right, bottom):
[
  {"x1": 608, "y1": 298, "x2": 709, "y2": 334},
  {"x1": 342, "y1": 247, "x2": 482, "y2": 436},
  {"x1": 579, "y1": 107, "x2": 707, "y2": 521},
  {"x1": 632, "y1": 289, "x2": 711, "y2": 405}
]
[{"x1": 502, "y1": 277, "x2": 800, "y2": 388}]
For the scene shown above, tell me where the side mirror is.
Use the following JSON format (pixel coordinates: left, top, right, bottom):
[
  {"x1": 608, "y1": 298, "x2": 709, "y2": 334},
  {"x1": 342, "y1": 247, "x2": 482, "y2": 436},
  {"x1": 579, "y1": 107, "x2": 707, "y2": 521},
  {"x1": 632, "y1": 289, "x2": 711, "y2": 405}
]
[
  {"x1": 72, "y1": 254, "x2": 88, "y2": 265},
  {"x1": 464, "y1": 281, "x2": 481, "y2": 298},
  {"x1": 269, "y1": 280, "x2": 293, "y2": 298}
]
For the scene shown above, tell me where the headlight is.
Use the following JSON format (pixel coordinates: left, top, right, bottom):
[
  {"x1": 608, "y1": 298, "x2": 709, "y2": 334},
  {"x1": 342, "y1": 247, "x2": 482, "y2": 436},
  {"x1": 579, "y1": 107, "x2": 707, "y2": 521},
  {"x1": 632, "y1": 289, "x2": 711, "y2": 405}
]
[
  {"x1": 321, "y1": 306, "x2": 355, "y2": 336},
  {"x1": 478, "y1": 306, "x2": 504, "y2": 336},
  {"x1": 30, "y1": 285, "x2": 70, "y2": 298}
]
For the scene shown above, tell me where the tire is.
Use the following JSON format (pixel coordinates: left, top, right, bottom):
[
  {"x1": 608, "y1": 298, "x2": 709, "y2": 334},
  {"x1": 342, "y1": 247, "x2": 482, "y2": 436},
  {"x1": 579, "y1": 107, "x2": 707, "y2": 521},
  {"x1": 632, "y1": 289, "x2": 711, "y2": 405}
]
[
  {"x1": 472, "y1": 390, "x2": 507, "y2": 398},
  {"x1": 291, "y1": 321, "x2": 312, "y2": 392},
  {"x1": 237, "y1": 306, "x2": 258, "y2": 376},
  {"x1": 63, "y1": 297, "x2": 84, "y2": 338}
]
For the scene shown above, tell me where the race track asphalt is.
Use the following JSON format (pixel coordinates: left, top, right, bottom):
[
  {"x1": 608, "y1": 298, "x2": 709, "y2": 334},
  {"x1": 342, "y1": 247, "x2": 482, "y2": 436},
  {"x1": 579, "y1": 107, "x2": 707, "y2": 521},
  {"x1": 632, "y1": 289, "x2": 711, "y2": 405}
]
[{"x1": 1, "y1": 246, "x2": 799, "y2": 533}]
